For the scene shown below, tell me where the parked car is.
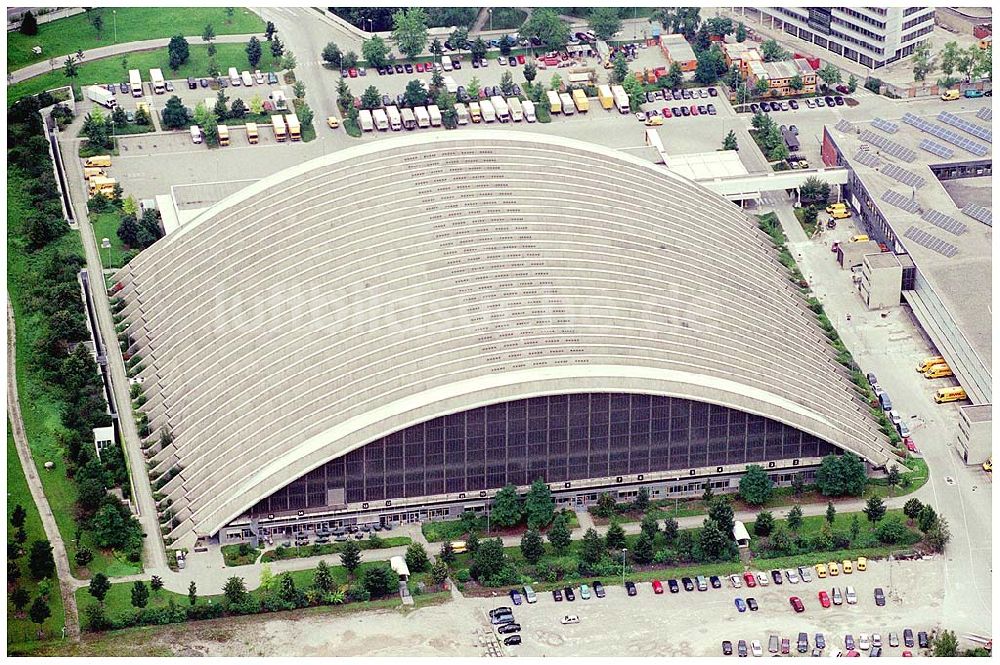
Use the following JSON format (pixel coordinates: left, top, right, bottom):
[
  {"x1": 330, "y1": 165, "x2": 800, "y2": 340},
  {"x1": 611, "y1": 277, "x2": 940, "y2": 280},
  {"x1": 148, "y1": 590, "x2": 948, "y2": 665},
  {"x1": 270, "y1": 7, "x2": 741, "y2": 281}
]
[
  {"x1": 756, "y1": 572, "x2": 769, "y2": 586},
  {"x1": 652, "y1": 580, "x2": 664, "y2": 594},
  {"x1": 708, "y1": 86, "x2": 718, "y2": 97},
  {"x1": 903, "y1": 629, "x2": 914, "y2": 647},
  {"x1": 722, "y1": 640, "x2": 733, "y2": 656},
  {"x1": 871, "y1": 646, "x2": 882, "y2": 657},
  {"x1": 681, "y1": 89, "x2": 692, "y2": 99},
  {"x1": 743, "y1": 572, "x2": 757, "y2": 587},
  {"x1": 267, "y1": 72, "x2": 278, "y2": 84},
  {"x1": 806, "y1": 98, "x2": 816, "y2": 108},
  {"x1": 825, "y1": 95, "x2": 836, "y2": 106},
  {"x1": 781, "y1": 638, "x2": 790, "y2": 654},
  {"x1": 508, "y1": 56, "x2": 517, "y2": 66},
  {"x1": 769, "y1": 635, "x2": 780, "y2": 654},
  {"x1": 874, "y1": 587, "x2": 886, "y2": 606},
  {"x1": 707, "y1": 103, "x2": 716, "y2": 115},
  {"x1": 503, "y1": 635, "x2": 521, "y2": 646},
  {"x1": 857, "y1": 557, "x2": 867, "y2": 572},
  {"x1": 746, "y1": 597, "x2": 759, "y2": 611},
  {"x1": 579, "y1": 584, "x2": 591, "y2": 600},
  {"x1": 872, "y1": 634, "x2": 882, "y2": 649},
  {"x1": 696, "y1": 576, "x2": 708, "y2": 591},
  {"x1": 560, "y1": 614, "x2": 580, "y2": 624},
  {"x1": 770, "y1": 101, "x2": 781, "y2": 111},
  {"x1": 816, "y1": 634, "x2": 826, "y2": 650},
  {"x1": 789, "y1": 99, "x2": 799, "y2": 109},
  {"x1": 552, "y1": 588, "x2": 563, "y2": 601},
  {"x1": 690, "y1": 105, "x2": 699, "y2": 116},
  {"x1": 710, "y1": 575, "x2": 722, "y2": 589},
  {"x1": 836, "y1": 84, "x2": 850, "y2": 94},
  {"x1": 681, "y1": 577, "x2": 694, "y2": 591},
  {"x1": 798, "y1": 566, "x2": 813, "y2": 583},
  {"x1": 845, "y1": 586, "x2": 857, "y2": 605},
  {"x1": 735, "y1": 597, "x2": 747, "y2": 612},
  {"x1": 818, "y1": 590, "x2": 831, "y2": 608},
  {"x1": 625, "y1": 581, "x2": 637, "y2": 596},
  {"x1": 832, "y1": 587, "x2": 843, "y2": 605},
  {"x1": 789, "y1": 596, "x2": 805, "y2": 613},
  {"x1": 845, "y1": 635, "x2": 855, "y2": 650},
  {"x1": 835, "y1": 96, "x2": 845, "y2": 106},
  {"x1": 738, "y1": 640, "x2": 748, "y2": 657},
  {"x1": 771, "y1": 570, "x2": 783, "y2": 585},
  {"x1": 888, "y1": 633, "x2": 899, "y2": 648},
  {"x1": 564, "y1": 587, "x2": 575, "y2": 601},
  {"x1": 510, "y1": 589, "x2": 522, "y2": 605},
  {"x1": 498, "y1": 623, "x2": 521, "y2": 634},
  {"x1": 667, "y1": 579, "x2": 680, "y2": 593},
  {"x1": 750, "y1": 103, "x2": 760, "y2": 113},
  {"x1": 452, "y1": 59, "x2": 461, "y2": 69},
  {"x1": 592, "y1": 581, "x2": 606, "y2": 598},
  {"x1": 729, "y1": 574, "x2": 742, "y2": 588},
  {"x1": 751, "y1": 640, "x2": 763, "y2": 657},
  {"x1": 859, "y1": 634, "x2": 871, "y2": 651},
  {"x1": 785, "y1": 569, "x2": 800, "y2": 584}
]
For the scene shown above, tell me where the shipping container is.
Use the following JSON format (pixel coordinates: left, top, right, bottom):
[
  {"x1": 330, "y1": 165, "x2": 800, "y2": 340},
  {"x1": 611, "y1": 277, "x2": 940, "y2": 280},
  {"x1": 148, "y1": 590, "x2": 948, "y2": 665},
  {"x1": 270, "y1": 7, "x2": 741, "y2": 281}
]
[
  {"x1": 217, "y1": 124, "x2": 230, "y2": 146},
  {"x1": 611, "y1": 84, "x2": 629, "y2": 113},
  {"x1": 87, "y1": 85, "x2": 116, "y2": 109},
  {"x1": 572, "y1": 88, "x2": 589, "y2": 112},
  {"x1": 285, "y1": 113, "x2": 301, "y2": 141}
]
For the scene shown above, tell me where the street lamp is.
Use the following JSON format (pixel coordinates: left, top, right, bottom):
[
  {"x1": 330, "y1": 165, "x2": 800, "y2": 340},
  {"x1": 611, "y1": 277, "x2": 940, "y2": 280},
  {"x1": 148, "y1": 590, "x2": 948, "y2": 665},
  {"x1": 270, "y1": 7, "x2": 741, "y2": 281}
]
[
  {"x1": 101, "y1": 237, "x2": 112, "y2": 270},
  {"x1": 113, "y1": 10, "x2": 117, "y2": 44},
  {"x1": 489, "y1": 8, "x2": 493, "y2": 32},
  {"x1": 621, "y1": 548, "x2": 627, "y2": 587}
]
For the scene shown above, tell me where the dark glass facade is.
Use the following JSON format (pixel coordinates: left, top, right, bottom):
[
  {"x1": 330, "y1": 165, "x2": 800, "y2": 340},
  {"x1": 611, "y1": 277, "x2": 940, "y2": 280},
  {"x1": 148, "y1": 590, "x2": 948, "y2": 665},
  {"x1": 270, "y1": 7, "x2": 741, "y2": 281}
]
[{"x1": 249, "y1": 393, "x2": 838, "y2": 517}]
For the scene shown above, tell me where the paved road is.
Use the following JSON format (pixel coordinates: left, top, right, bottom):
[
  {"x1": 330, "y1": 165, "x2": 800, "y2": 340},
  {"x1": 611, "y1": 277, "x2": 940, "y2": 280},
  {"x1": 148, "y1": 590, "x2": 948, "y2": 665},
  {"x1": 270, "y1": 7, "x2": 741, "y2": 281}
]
[
  {"x1": 59, "y1": 135, "x2": 168, "y2": 573},
  {"x1": 6, "y1": 301, "x2": 81, "y2": 641},
  {"x1": 9, "y1": 34, "x2": 257, "y2": 84}
]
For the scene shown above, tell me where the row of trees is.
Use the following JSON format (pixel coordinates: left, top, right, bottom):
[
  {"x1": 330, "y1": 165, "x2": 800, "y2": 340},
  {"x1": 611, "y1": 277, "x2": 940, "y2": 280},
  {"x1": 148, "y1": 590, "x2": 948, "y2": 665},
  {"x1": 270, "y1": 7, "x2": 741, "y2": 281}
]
[
  {"x1": 912, "y1": 40, "x2": 992, "y2": 84},
  {"x1": 8, "y1": 504, "x2": 57, "y2": 635}
]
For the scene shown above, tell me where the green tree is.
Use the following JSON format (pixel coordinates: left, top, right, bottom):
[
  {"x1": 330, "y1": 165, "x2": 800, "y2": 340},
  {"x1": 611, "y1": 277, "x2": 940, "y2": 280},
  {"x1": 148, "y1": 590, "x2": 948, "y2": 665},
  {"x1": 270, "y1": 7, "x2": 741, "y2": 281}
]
[
  {"x1": 760, "y1": 39, "x2": 789, "y2": 62},
  {"x1": 270, "y1": 35, "x2": 285, "y2": 59},
  {"x1": 621, "y1": 73, "x2": 645, "y2": 112},
  {"x1": 229, "y1": 98, "x2": 247, "y2": 119},
  {"x1": 491, "y1": 484, "x2": 523, "y2": 528},
  {"x1": 934, "y1": 630, "x2": 959, "y2": 657},
  {"x1": 662, "y1": 517, "x2": 679, "y2": 543},
  {"x1": 605, "y1": 520, "x2": 627, "y2": 551},
  {"x1": 429, "y1": 38, "x2": 443, "y2": 57},
  {"x1": 519, "y1": 528, "x2": 545, "y2": 564},
  {"x1": 11, "y1": 504, "x2": 27, "y2": 529},
  {"x1": 768, "y1": 141, "x2": 789, "y2": 162},
  {"x1": 849, "y1": 514, "x2": 861, "y2": 542},
  {"x1": 311, "y1": 560, "x2": 332, "y2": 593},
  {"x1": 739, "y1": 465, "x2": 773, "y2": 505},
  {"x1": 581, "y1": 528, "x2": 605, "y2": 564},
  {"x1": 292, "y1": 79, "x2": 306, "y2": 99},
  {"x1": 223, "y1": 576, "x2": 247, "y2": 606},
  {"x1": 336, "y1": 77, "x2": 353, "y2": 112},
  {"x1": 525, "y1": 479, "x2": 556, "y2": 529},
  {"x1": 391, "y1": 8, "x2": 429, "y2": 60},
  {"x1": 167, "y1": 35, "x2": 190, "y2": 71},
  {"x1": 362, "y1": 565, "x2": 400, "y2": 597},
  {"x1": 799, "y1": 175, "x2": 831, "y2": 204},
  {"x1": 362, "y1": 36, "x2": 390, "y2": 69},
  {"x1": 188, "y1": 580, "x2": 197, "y2": 606},
  {"x1": 322, "y1": 41, "x2": 343, "y2": 67},
  {"x1": 815, "y1": 453, "x2": 867, "y2": 496},
  {"x1": 663, "y1": 62, "x2": 683, "y2": 89},
  {"x1": 789, "y1": 74, "x2": 804, "y2": 91},
  {"x1": 886, "y1": 465, "x2": 902, "y2": 490},
  {"x1": 736, "y1": 22, "x2": 747, "y2": 42},
  {"x1": 706, "y1": 17, "x2": 735, "y2": 38},
  {"x1": 639, "y1": 512, "x2": 659, "y2": 539},
  {"x1": 405, "y1": 542, "x2": 430, "y2": 573},
  {"x1": 470, "y1": 37, "x2": 487, "y2": 64},
  {"x1": 439, "y1": 540, "x2": 456, "y2": 565},
  {"x1": 150, "y1": 575, "x2": 164, "y2": 594},
  {"x1": 500, "y1": 71, "x2": 515, "y2": 96},
  {"x1": 924, "y1": 515, "x2": 951, "y2": 552},
  {"x1": 939, "y1": 41, "x2": 961, "y2": 76},
  {"x1": 549, "y1": 72, "x2": 562, "y2": 92},
  {"x1": 246, "y1": 36, "x2": 263, "y2": 69},
  {"x1": 847, "y1": 74, "x2": 858, "y2": 92},
  {"x1": 403, "y1": 79, "x2": 428, "y2": 108},
  {"x1": 360, "y1": 85, "x2": 382, "y2": 110},
  {"x1": 89, "y1": 11, "x2": 104, "y2": 35},
  {"x1": 708, "y1": 499, "x2": 735, "y2": 537},
  {"x1": 499, "y1": 34, "x2": 515, "y2": 57},
  {"x1": 699, "y1": 518, "x2": 731, "y2": 560},
  {"x1": 875, "y1": 516, "x2": 908, "y2": 544},
  {"x1": 28, "y1": 540, "x2": 54, "y2": 580},
  {"x1": 589, "y1": 7, "x2": 622, "y2": 41},
  {"x1": 753, "y1": 510, "x2": 774, "y2": 537},
  {"x1": 431, "y1": 558, "x2": 449, "y2": 585},
  {"x1": 63, "y1": 56, "x2": 79, "y2": 84},
  {"x1": 633, "y1": 530, "x2": 655, "y2": 564},
  {"x1": 130, "y1": 580, "x2": 149, "y2": 608},
  {"x1": 911, "y1": 42, "x2": 934, "y2": 81},
  {"x1": 611, "y1": 52, "x2": 628, "y2": 85},
  {"x1": 903, "y1": 498, "x2": 924, "y2": 523},
  {"x1": 917, "y1": 505, "x2": 938, "y2": 533},
  {"x1": 213, "y1": 89, "x2": 229, "y2": 121},
  {"x1": 786, "y1": 505, "x2": 803, "y2": 534},
  {"x1": 470, "y1": 538, "x2": 507, "y2": 582},
  {"x1": 28, "y1": 596, "x2": 51, "y2": 632},
  {"x1": 695, "y1": 24, "x2": 711, "y2": 52},
  {"x1": 817, "y1": 64, "x2": 842, "y2": 88},
  {"x1": 825, "y1": 501, "x2": 837, "y2": 526},
  {"x1": 88, "y1": 572, "x2": 111, "y2": 603},
  {"x1": 465, "y1": 530, "x2": 480, "y2": 556},
  {"x1": 595, "y1": 492, "x2": 617, "y2": 518},
  {"x1": 633, "y1": 487, "x2": 651, "y2": 513},
  {"x1": 722, "y1": 130, "x2": 739, "y2": 151},
  {"x1": 547, "y1": 513, "x2": 572, "y2": 554},
  {"x1": 19, "y1": 10, "x2": 38, "y2": 36},
  {"x1": 695, "y1": 47, "x2": 725, "y2": 84},
  {"x1": 521, "y1": 8, "x2": 570, "y2": 50},
  {"x1": 340, "y1": 539, "x2": 362, "y2": 573},
  {"x1": 11, "y1": 587, "x2": 30, "y2": 612},
  {"x1": 282, "y1": 51, "x2": 297, "y2": 72},
  {"x1": 449, "y1": 26, "x2": 470, "y2": 50}
]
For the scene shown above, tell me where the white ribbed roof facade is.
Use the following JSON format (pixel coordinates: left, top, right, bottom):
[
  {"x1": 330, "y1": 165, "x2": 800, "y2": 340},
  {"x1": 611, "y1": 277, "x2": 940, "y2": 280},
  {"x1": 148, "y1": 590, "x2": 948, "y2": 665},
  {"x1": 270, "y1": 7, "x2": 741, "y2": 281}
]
[{"x1": 113, "y1": 132, "x2": 892, "y2": 545}]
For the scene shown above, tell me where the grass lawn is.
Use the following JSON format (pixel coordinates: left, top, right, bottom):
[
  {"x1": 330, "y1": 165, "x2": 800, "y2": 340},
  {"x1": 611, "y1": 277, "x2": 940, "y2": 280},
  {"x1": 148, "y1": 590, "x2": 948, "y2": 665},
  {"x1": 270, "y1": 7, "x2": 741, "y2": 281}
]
[
  {"x1": 9, "y1": 43, "x2": 281, "y2": 107},
  {"x1": 8, "y1": 8, "x2": 264, "y2": 71},
  {"x1": 7, "y1": 427, "x2": 67, "y2": 649},
  {"x1": 91, "y1": 211, "x2": 127, "y2": 269},
  {"x1": 422, "y1": 510, "x2": 580, "y2": 543},
  {"x1": 866, "y1": 457, "x2": 929, "y2": 498},
  {"x1": 794, "y1": 206, "x2": 819, "y2": 237},
  {"x1": 221, "y1": 544, "x2": 261, "y2": 567},
  {"x1": 8, "y1": 169, "x2": 141, "y2": 580},
  {"x1": 258, "y1": 536, "x2": 412, "y2": 565}
]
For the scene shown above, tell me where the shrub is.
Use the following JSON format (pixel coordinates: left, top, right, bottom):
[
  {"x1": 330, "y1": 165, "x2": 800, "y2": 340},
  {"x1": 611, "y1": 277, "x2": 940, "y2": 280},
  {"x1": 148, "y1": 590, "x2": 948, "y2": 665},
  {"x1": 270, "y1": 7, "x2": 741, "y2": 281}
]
[{"x1": 455, "y1": 569, "x2": 471, "y2": 583}]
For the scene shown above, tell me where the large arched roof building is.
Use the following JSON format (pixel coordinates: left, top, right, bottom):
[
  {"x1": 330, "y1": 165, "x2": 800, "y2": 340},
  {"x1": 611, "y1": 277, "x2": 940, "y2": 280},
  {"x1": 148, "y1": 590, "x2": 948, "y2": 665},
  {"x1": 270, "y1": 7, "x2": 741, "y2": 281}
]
[{"x1": 113, "y1": 132, "x2": 892, "y2": 547}]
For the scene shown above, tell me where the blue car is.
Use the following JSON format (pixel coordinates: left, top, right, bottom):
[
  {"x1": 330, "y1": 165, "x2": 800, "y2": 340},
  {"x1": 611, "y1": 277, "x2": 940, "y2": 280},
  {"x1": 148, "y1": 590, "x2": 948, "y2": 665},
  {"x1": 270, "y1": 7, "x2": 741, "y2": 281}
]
[
  {"x1": 735, "y1": 597, "x2": 747, "y2": 613},
  {"x1": 510, "y1": 589, "x2": 522, "y2": 606}
]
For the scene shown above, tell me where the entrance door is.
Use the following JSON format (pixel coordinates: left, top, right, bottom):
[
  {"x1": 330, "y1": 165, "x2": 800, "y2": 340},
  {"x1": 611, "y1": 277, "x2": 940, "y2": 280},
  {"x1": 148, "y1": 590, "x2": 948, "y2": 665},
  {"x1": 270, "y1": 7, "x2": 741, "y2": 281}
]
[{"x1": 407, "y1": 511, "x2": 419, "y2": 523}]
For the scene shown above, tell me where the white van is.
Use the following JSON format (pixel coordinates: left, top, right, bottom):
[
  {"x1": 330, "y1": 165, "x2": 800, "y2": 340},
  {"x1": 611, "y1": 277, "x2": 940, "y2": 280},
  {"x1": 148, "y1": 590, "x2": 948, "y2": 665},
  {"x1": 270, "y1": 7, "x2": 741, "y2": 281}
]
[
  {"x1": 190, "y1": 125, "x2": 203, "y2": 144},
  {"x1": 523, "y1": 585, "x2": 537, "y2": 604},
  {"x1": 441, "y1": 56, "x2": 453, "y2": 71}
]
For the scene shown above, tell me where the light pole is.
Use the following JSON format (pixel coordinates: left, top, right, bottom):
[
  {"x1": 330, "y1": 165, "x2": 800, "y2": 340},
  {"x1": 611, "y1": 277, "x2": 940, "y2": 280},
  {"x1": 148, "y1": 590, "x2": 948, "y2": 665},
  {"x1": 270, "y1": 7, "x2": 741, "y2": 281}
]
[
  {"x1": 489, "y1": 8, "x2": 493, "y2": 32},
  {"x1": 621, "y1": 548, "x2": 627, "y2": 587},
  {"x1": 113, "y1": 10, "x2": 117, "y2": 44}
]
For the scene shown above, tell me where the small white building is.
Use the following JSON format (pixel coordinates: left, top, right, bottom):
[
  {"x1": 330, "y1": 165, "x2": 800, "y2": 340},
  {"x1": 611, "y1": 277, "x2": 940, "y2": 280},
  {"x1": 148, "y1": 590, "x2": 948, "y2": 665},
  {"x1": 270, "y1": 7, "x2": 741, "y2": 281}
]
[
  {"x1": 390, "y1": 555, "x2": 410, "y2": 581},
  {"x1": 93, "y1": 425, "x2": 115, "y2": 459}
]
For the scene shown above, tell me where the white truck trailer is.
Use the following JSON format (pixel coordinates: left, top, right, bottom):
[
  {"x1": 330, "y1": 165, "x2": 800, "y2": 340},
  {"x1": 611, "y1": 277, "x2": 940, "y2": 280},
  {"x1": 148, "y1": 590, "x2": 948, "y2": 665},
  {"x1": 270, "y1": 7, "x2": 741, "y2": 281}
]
[
  {"x1": 508, "y1": 97, "x2": 524, "y2": 122},
  {"x1": 442, "y1": 75, "x2": 459, "y2": 94},
  {"x1": 480, "y1": 98, "x2": 496, "y2": 123},
  {"x1": 521, "y1": 99, "x2": 536, "y2": 122},
  {"x1": 87, "y1": 85, "x2": 116, "y2": 109},
  {"x1": 414, "y1": 106, "x2": 430, "y2": 128},
  {"x1": 371, "y1": 108, "x2": 388, "y2": 131},
  {"x1": 229, "y1": 67, "x2": 241, "y2": 86},
  {"x1": 150, "y1": 68, "x2": 166, "y2": 94},
  {"x1": 386, "y1": 105, "x2": 402, "y2": 130},
  {"x1": 128, "y1": 69, "x2": 143, "y2": 97},
  {"x1": 427, "y1": 104, "x2": 442, "y2": 126},
  {"x1": 490, "y1": 96, "x2": 510, "y2": 122},
  {"x1": 240, "y1": 70, "x2": 253, "y2": 87},
  {"x1": 559, "y1": 92, "x2": 575, "y2": 115},
  {"x1": 401, "y1": 107, "x2": 417, "y2": 129},
  {"x1": 455, "y1": 103, "x2": 469, "y2": 125},
  {"x1": 359, "y1": 109, "x2": 375, "y2": 132},
  {"x1": 611, "y1": 84, "x2": 630, "y2": 113}
]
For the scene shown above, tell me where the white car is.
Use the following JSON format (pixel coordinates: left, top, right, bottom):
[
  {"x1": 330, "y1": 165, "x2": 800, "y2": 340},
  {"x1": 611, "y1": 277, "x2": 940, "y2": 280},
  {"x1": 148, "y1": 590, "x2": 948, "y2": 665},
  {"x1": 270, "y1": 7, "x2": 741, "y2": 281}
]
[
  {"x1": 798, "y1": 566, "x2": 813, "y2": 583},
  {"x1": 872, "y1": 633, "x2": 882, "y2": 648},
  {"x1": 635, "y1": 112, "x2": 646, "y2": 121},
  {"x1": 806, "y1": 98, "x2": 816, "y2": 108},
  {"x1": 785, "y1": 569, "x2": 800, "y2": 584},
  {"x1": 898, "y1": 421, "x2": 912, "y2": 437},
  {"x1": 756, "y1": 572, "x2": 769, "y2": 586},
  {"x1": 858, "y1": 634, "x2": 871, "y2": 651},
  {"x1": 751, "y1": 640, "x2": 763, "y2": 657},
  {"x1": 560, "y1": 614, "x2": 580, "y2": 624},
  {"x1": 845, "y1": 585, "x2": 857, "y2": 605},
  {"x1": 832, "y1": 587, "x2": 843, "y2": 605},
  {"x1": 729, "y1": 574, "x2": 742, "y2": 588},
  {"x1": 889, "y1": 409, "x2": 902, "y2": 426}
]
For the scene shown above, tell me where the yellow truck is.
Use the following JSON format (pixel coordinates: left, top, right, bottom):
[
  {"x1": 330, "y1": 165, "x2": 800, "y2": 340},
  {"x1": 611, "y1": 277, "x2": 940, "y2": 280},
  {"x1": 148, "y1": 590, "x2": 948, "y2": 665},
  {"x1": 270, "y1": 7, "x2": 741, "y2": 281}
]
[
  {"x1": 916, "y1": 356, "x2": 945, "y2": 373},
  {"x1": 84, "y1": 155, "x2": 112, "y2": 168},
  {"x1": 271, "y1": 114, "x2": 287, "y2": 142},
  {"x1": 547, "y1": 90, "x2": 562, "y2": 114},
  {"x1": 217, "y1": 124, "x2": 230, "y2": 146},
  {"x1": 83, "y1": 166, "x2": 106, "y2": 180},
  {"x1": 941, "y1": 89, "x2": 960, "y2": 101},
  {"x1": 469, "y1": 101, "x2": 482, "y2": 123},
  {"x1": 597, "y1": 84, "x2": 614, "y2": 110},
  {"x1": 285, "y1": 112, "x2": 301, "y2": 141},
  {"x1": 88, "y1": 176, "x2": 116, "y2": 197},
  {"x1": 572, "y1": 88, "x2": 589, "y2": 112},
  {"x1": 924, "y1": 364, "x2": 954, "y2": 379},
  {"x1": 246, "y1": 122, "x2": 259, "y2": 144},
  {"x1": 934, "y1": 387, "x2": 967, "y2": 403}
]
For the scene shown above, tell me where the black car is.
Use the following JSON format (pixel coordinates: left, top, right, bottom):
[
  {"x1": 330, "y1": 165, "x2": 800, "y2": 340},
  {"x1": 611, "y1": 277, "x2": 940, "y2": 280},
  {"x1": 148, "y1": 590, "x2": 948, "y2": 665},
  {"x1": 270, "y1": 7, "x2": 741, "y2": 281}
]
[
  {"x1": 825, "y1": 96, "x2": 835, "y2": 106},
  {"x1": 866, "y1": 372, "x2": 878, "y2": 386},
  {"x1": 498, "y1": 623, "x2": 521, "y2": 634},
  {"x1": 871, "y1": 646, "x2": 882, "y2": 657},
  {"x1": 218, "y1": 77, "x2": 228, "y2": 88},
  {"x1": 903, "y1": 629, "x2": 914, "y2": 648},
  {"x1": 503, "y1": 635, "x2": 521, "y2": 646},
  {"x1": 671, "y1": 89, "x2": 682, "y2": 100},
  {"x1": 707, "y1": 104, "x2": 717, "y2": 115},
  {"x1": 667, "y1": 579, "x2": 680, "y2": 593},
  {"x1": 723, "y1": 640, "x2": 733, "y2": 655},
  {"x1": 738, "y1": 640, "x2": 748, "y2": 657},
  {"x1": 119, "y1": 81, "x2": 129, "y2": 94},
  {"x1": 845, "y1": 635, "x2": 855, "y2": 650},
  {"x1": 472, "y1": 59, "x2": 481, "y2": 68},
  {"x1": 452, "y1": 59, "x2": 461, "y2": 69},
  {"x1": 770, "y1": 101, "x2": 781, "y2": 111},
  {"x1": 395, "y1": 64, "x2": 405, "y2": 74},
  {"x1": 681, "y1": 577, "x2": 695, "y2": 591},
  {"x1": 396, "y1": 94, "x2": 405, "y2": 107},
  {"x1": 771, "y1": 570, "x2": 783, "y2": 585},
  {"x1": 490, "y1": 612, "x2": 514, "y2": 625},
  {"x1": 746, "y1": 597, "x2": 758, "y2": 611},
  {"x1": 564, "y1": 586, "x2": 575, "y2": 601},
  {"x1": 646, "y1": 91, "x2": 656, "y2": 103},
  {"x1": 508, "y1": 56, "x2": 517, "y2": 66},
  {"x1": 874, "y1": 587, "x2": 886, "y2": 606},
  {"x1": 797, "y1": 632, "x2": 809, "y2": 653},
  {"x1": 404, "y1": 63, "x2": 413, "y2": 73},
  {"x1": 625, "y1": 581, "x2": 637, "y2": 596},
  {"x1": 341, "y1": 68, "x2": 349, "y2": 77},
  {"x1": 376, "y1": 66, "x2": 386, "y2": 75},
  {"x1": 708, "y1": 86, "x2": 718, "y2": 97},
  {"x1": 680, "y1": 106, "x2": 690, "y2": 117},
  {"x1": 552, "y1": 588, "x2": 563, "y2": 601},
  {"x1": 681, "y1": 89, "x2": 692, "y2": 99},
  {"x1": 512, "y1": 84, "x2": 521, "y2": 96},
  {"x1": 671, "y1": 107, "x2": 681, "y2": 117},
  {"x1": 709, "y1": 575, "x2": 722, "y2": 589},
  {"x1": 815, "y1": 634, "x2": 826, "y2": 649},
  {"x1": 382, "y1": 94, "x2": 392, "y2": 107},
  {"x1": 592, "y1": 581, "x2": 606, "y2": 598},
  {"x1": 789, "y1": 99, "x2": 799, "y2": 109},
  {"x1": 834, "y1": 95, "x2": 844, "y2": 105},
  {"x1": 185, "y1": 76, "x2": 195, "y2": 90},
  {"x1": 750, "y1": 103, "x2": 760, "y2": 113},
  {"x1": 918, "y1": 632, "x2": 929, "y2": 649}
]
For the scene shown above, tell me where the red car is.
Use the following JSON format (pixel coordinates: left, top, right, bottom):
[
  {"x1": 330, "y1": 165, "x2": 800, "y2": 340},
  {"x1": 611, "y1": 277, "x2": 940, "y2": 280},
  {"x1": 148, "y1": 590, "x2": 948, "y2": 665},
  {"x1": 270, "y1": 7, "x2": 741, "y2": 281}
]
[
  {"x1": 831, "y1": 241, "x2": 840, "y2": 253},
  {"x1": 517, "y1": 54, "x2": 526, "y2": 64},
  {"x1": 905, "y1": 438, "x2": 918, "y2": 452},
  {"x1": 662, "y1": 107, "x2": 672, "y2": 118},
  {"x1": 818, "y1": 590, "x2": 831, "y2": 608},
  {"x1": 348, "y1": 68, "x2": 358, "y2": 78},
  {"x1": 652, "y1": 579, "x2": 664, "y2": 594},
  {"x1": 690, "y1": 104, "x2": 699, "y2": 116},
  {"x1": 414, "y1": 62, "x2": 424, "y2": 73},
  {"x1": 846, "y1": 651, "x2": 861, "y2": 657},
  {"x1": 743, "y1": 572, "x2": 757, "y2": 587},
  {"x1": 789, "y1": 596, "x2": 804, "y2": 613},
  {"x1": 902, "y1": 652, "x2": 913, "y2": 657}
]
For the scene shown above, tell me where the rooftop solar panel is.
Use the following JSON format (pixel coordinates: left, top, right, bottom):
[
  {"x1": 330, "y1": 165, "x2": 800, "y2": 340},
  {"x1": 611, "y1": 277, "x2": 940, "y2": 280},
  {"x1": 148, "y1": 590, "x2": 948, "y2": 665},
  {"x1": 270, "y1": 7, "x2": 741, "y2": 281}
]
[
  {"x1": 902, "y1": 112, "x2": 989, "y2": 156},
  {"x1": 976, "y1": 107, "x2": 992, "y2": 121},
  {"x1": 871, "y1": 117, "x2": 899, "y2": 134},
  {"x1": 921, "y1": 209, "x2": 968, "y2": 235},
  {"x1": 903, "y1": 226, "x2": 958, "y2": 258},
  {"x1": 918, "y1": 139, "x2": 955, "y2": 159},
  {"x1": 854, "y1": 151, "x2": 883, "y2": 168},
  {"x1": 881, "y1": 163, "x2": 926, "y2": 189},
  {"x1": 881, "y1": 189, "x2": 921, "y2": 214},
  {"x1": 835, "y1": 119, "x2": 854, "y2": 133},
  {"x1": 938, "y1": 111, "x2": 992, "y2": 143},
  {"x1": 961, "y1": 203, "x2": 993, "y2": 227},
  {"x1": 859, "y1": 129, "x2": 917, "y2": 162}
]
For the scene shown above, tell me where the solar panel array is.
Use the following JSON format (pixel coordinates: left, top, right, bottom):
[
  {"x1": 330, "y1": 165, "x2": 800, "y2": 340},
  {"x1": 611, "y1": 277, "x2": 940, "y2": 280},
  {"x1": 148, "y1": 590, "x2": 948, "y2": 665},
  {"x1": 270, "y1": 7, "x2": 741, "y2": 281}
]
[
  {"x1": 882, "y1": 163, "x2": 926, "y2": 189},
  {"x1": 921, "y1": 209, "x2": 968, "y2": 235},
  {"x1": 859, "y1": 129, "x2": 917, "y2": 162},
  {"x1": 961, "y1": 203, "x2": 993, "y2": 227},
  {"x1": 835, "y1": 118, "x2": 853, "y2": 133},
  {"x1": 904, "y1": 226, "x2": 958, "y2": 258},
  {"x1": 881, "y1": 189, "x2": 921, "y2": 213},
  {"x1": 871, "y1": 117, "x2": 899, "y2": 134},
  {"x1": 918, "y1": 138, "x2": 955, "y2": 159},
  {"x1": 854, "y1": 151, "x2": 883, "y2": 168},
  {"x1": 976, "y1": 107, "x2": 992, "y2": 121},
  {"x1": 938, "y1": 111, "x2": 992, "y2": 143},
  {"x1": 902, "y1": 112, "x2": 989, "y2": 156}
]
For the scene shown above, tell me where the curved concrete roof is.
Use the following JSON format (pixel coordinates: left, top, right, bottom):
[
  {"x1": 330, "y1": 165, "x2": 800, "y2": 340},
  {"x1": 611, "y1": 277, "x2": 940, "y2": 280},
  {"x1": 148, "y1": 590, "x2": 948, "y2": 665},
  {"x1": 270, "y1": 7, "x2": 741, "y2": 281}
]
[{"x1": 113, "y1": 131, "x2": 892, "y2": 544}]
